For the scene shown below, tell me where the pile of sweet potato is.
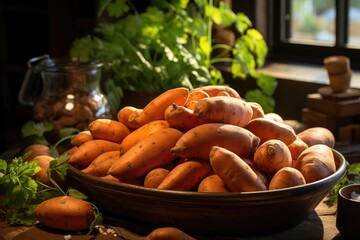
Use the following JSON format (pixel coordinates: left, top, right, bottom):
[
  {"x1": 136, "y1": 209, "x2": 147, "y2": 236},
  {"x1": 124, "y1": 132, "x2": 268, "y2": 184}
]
[{"x1": 66, "y1": 85, "x2": 337, "y2": 192}]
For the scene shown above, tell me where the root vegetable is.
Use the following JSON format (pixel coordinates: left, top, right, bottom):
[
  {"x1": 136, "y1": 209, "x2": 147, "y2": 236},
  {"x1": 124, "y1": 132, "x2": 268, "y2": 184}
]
[
  {"x1": 209, "y1": 146, "x2": 267, "y2": 192},
  {"x1": 157, "y1": 159, "x2": 211, "y2": 191},
  {"x1": 195, "y1": 85, "x2": 241, "y2": 98},
  {"x1": 294, "y1": 144, "x2": 336, "y2": 183},
  {"x1": 70, "y1": 130, "x2": 93, "y2": 147},
  {"x1": 193, "y1": 96, "x2": 253, "y2": 127},
  {"x1": 245, "y1": 118, "x2": 297, "y2": 145},
  {"x1": 164, "y1": 104, "x2": 205, "y2": 132},
  {"x1": 89, "y1": 119, "x2": 131, "y2": 143},
  {"x1": 197, "y1": 174, "x2": 229, "y2": 193},
  {"x1": 117, "y1": 106, "x2": 143, "y2": 129},
  {"x1": 253, "y1": 139, "x2": 292, "y2": 175},
  {"x1": 81, "y1": 151, "x2": 120, "y2": 177},
  {"x1": 69, "y1": 140, "x2": 121, "y2": 168},
  {"x1": 144, "y1": 168, "x2": 170, "y2": 188},
  {"x1": 269, "y1": 167, "x2": 306, "y2": 190},
  {"x1": 23, "y1": 144, "x2": 51, "y2": 161},
  {"x1": 35, "y1": 196, "x2": 95, "y2": 231},
  {"x1": 297, "y1": 127, "x2": 335, "y2": 148},
  {"x1": 108, "y1": 128, "x2": 184, "y2": 180},
  {"x1": 145, "y1": 227, "x2": 196, "y2": 240},
  {"x1": 171, "y1": 123, "x2": 260, "y2": 160},
  {"x1": 128, "y1": 87, "x2": 189, "y2": 127},
  {"x1": 120, "y1": 120, "x2": 170, "y2": 155}
]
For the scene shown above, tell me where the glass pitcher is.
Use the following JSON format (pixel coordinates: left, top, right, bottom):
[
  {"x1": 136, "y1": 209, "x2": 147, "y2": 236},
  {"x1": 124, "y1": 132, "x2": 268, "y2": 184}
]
[{"x1": 19, "y1": 55, "x2": 111, "y2": 131}]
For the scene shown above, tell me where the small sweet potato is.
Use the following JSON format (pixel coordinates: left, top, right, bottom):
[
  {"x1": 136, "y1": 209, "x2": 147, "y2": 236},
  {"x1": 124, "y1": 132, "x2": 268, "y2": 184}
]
[
  {"x1": 269, "y1": 167, "x2": 306, "y2": 190},
  {"x1": 144, "y1": 168, "x2": 170, "y2": 188},
  {"x1": 294, "y1": 144, "x2": 336, "y2": 183},
  {"x1": 197, "y1": 174, "x2": 229, "y2": 193},
  {"x1": 146, "y1": 227, "x2": 196, "y2": 240},
  {"x1": 297, "y1": 127, "x2": 335, "y2": 148},
  {"x1": 35, "y1": 196, "x2": 95, "y2": 231},
  {"x1": 23, "y1": 144, "x2": 51, "y2": 161},
  {"x1": 253, "y1": 139, "x2": 292, "y2": 175}
]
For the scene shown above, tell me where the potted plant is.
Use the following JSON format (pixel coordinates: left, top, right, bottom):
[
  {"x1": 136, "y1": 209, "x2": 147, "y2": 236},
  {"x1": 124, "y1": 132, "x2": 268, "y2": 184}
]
[{"x1": 69, "y1": 0, "x2": 276, "y2": 116}]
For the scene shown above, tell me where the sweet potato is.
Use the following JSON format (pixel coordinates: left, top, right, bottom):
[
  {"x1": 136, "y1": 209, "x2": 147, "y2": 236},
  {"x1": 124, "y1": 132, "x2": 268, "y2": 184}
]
[
  {"x1": 164, "y1": 104, "x2": 205, "y2": 132},
  {"x1": 157, "y1": 159, "x2": 211, "y2": 191},
  {"x1": 35, "y1": 196, "x2": 95, "y2": 231},
  {"x1": 243, "y1": 158, "x2": 269, "y2": 187},
  {"x1": 108, "y1": 128, "x2": 184, "y2": 180},
  {"x1": 287, "y1": 137, "x2": 308, "y2": 160},
  {"x1": 23, "y1": 144, "x2": 51, "y2": 161},
  {"x1": 184, "y1": 100, "x2": 198, "y2": 110},
  {"x1": 253, "y1": 139, "x2": 292, "y2": 175},
  {"x1": 70, "y1": 130, "x2": 93, "y2": 147},
  {"x1": 62, "y1": 146, "x2": 78, "y2": 156},
  {"x1": 269, "y1": 167, "x2": 306, "y2": 190},
  {"x1": 171, "y1": 123, "x2": 260, "y2": 160},
  {"x1": 128, "y1": 87, "x2": 189, "y2": 127},
  {"x1": 144, "y1": 168, "x2": 170, "y2": 188},
  {"x1": 249, "y1": 102, "x2": 265, "y2": 119},
  {"x1": 195, "y1": 85, "x2": 241, "y2": 98},
  {"x1": 209, "y1": 146, "x2": 267, "y2": 192},
  {"x1": 245, "y1": 118, "x2": 297, "y2": 145},
  {"x1": 120, "y1": 120, "x2": 170, "y2": 155},
  {"x1": 297, "y1": 127, "x2": 335, "y2": 148},
  {"x1": 81, "y1": 151, "x2": 120, "y2": 177},
  {"x1": 197, "y1": 174, "x2": 229, "y2": 193},
  {"x1": 186, "y1": 89, "x2": 210, "y2": 102},
  {"x1": 193, "y1": 96, "x2": 253, "y2": 127},
  {"x1": 117, "y1": 106, "x2": 143, "y2": 129},
  {"x1": 294, "y1": 144, "x2": 336, "y2": 183},
  {"x1": 68, "y1": 139, "x2": 121, "y2": 168},
  {"x1": 89, "y1": 118, "x2": 131, "y2": 143},
  {"x1": 145, "y1": 227, "x2": 196, "y2": 240},
  {"x1": 264, "y1": 112, "x2": 284, "y2": 123},
  {"x1": 32, "y1": 155, "x2": 55, "y2": 185}
]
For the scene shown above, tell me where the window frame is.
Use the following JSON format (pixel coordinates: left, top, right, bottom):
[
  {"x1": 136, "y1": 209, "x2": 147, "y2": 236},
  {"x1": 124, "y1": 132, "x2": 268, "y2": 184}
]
[{"x1": 268, "y1": 0, "x2": 360, "y2": 70}]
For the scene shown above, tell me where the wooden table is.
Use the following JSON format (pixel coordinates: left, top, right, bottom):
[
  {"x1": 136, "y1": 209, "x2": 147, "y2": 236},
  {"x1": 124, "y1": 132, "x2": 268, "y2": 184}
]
[{"x1": 0, "y1": 200, "x2": 346, "y2": 240}]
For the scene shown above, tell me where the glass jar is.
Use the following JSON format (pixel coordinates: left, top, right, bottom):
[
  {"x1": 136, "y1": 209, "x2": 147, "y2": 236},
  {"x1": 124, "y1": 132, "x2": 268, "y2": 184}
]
[{"x1": 19, "y1": 55, "x2": 111, "y2": 131}]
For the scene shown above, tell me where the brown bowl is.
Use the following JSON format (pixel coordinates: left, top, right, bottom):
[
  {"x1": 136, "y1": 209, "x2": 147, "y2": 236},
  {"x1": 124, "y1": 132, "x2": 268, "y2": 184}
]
[{"x1": 67, "y1": 149, "x2": 347, "y2": 236}]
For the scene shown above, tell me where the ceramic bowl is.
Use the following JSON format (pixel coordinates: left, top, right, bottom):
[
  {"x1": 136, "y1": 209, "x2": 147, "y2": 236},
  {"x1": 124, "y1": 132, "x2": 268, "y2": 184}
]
[{"x1": 67, "y1": 149, "x2": 347, "y2": 236}]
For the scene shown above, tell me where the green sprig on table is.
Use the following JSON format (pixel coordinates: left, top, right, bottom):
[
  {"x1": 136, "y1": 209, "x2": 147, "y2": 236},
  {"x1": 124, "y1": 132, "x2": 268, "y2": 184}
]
[{"x1": 324, "y1": 162, "x2": 360, "y2": 207}]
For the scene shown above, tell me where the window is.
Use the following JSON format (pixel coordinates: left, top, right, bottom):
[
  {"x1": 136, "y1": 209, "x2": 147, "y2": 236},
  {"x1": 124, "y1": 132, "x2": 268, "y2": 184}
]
[{"x1": 269, "y1": 0, "x2": 360, "y2": 69}]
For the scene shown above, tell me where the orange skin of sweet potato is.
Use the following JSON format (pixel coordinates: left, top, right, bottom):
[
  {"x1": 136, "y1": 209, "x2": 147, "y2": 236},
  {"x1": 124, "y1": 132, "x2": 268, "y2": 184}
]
[
  {"x1": 35, "y1": 196, "x2": 95, "y2": 232},
  {"x1": 269, "y1": 167, "x2": 306, "y2": 190},
  {"x1": 164, "y1": 104, "x2": 205, "y2": 132},
  {"x1": 209, "y1": 146, "x2": 267, "y2": 192},
  {"x1": 70, "y1": 130, "x2": 93, "y2": 147},
  {"x1": 128, "y1": 87, "x2": 189, "y2": 127},
  {"x1": 197, "y1": 174, "x2": 229, "y2": 193},
  {"x1": 171, "y1": 123, "x2": 260, "y2": 161},
  {"x1": 294, "y1": 144, "x2": 336, "y2": 183},
  {"x1": 108, "y1": 128, "x2": 184, "y2": 180},
  {"x1": 253, "y1": 139, "x2": 292, "y2": 176},
  {"x1": 245, "y1": 118, "x2": 297, "y2": 145},
  {"x1": 296, "y1": 127, "x2": 335, "y2": 148},
  {"x1": 144, "y1": 168, "x2": 170, "y2": 188},
  {"x1": 120, "y1": 120, "x2": 170, "y2": 155},
  {"x1": 146, "y1": 227, "x2": 196, "y2": 240},
  {"x1": 157, "y1": 159, "x2": 211, "y2": 191},
  {"x1": 89, "y1": 118, "x2": 131, "y2": 143},
  {"x1": 193, "y1": 96, "x2": 253, "y2": 128}
]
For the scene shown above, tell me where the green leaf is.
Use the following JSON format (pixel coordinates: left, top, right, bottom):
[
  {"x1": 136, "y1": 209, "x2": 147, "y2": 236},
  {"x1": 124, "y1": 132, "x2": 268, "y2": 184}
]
[
  {"x1": 245, "y1": 89, "x2": 275, "y2": 113},
  {"x1": 235, "y1": 12, "x2": 252, "y2": 34},
  {"x1": 256, "y1": 73, "x2": 278, "y2": 96},
  {"x1": 0, "y1": 159, "x2": 7, "y2": 174},
  {"x1": 107, "y1": 0, "x2": 129, "y2": 18},
  {"x1": 67, "y1": 188, "x2": 88, "y2": 200}
]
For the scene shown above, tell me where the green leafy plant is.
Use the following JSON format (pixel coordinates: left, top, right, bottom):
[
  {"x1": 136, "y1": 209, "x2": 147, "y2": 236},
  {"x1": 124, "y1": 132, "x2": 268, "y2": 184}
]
[
  {"x1": 0, "y1": 121, "x2": 102, "y2": 232},
  {"x1": 324, "y1": 163, "x2": 360, "y2": 207},
  {"x1": 70, "y1": 0, "x2": 276, "y2": 114}
]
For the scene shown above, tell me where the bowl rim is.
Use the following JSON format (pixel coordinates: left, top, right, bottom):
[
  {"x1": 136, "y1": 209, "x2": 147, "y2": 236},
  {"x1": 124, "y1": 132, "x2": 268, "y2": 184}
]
[{"x1": 68, "y1": 149, "x2": 347, "y2": 202}]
